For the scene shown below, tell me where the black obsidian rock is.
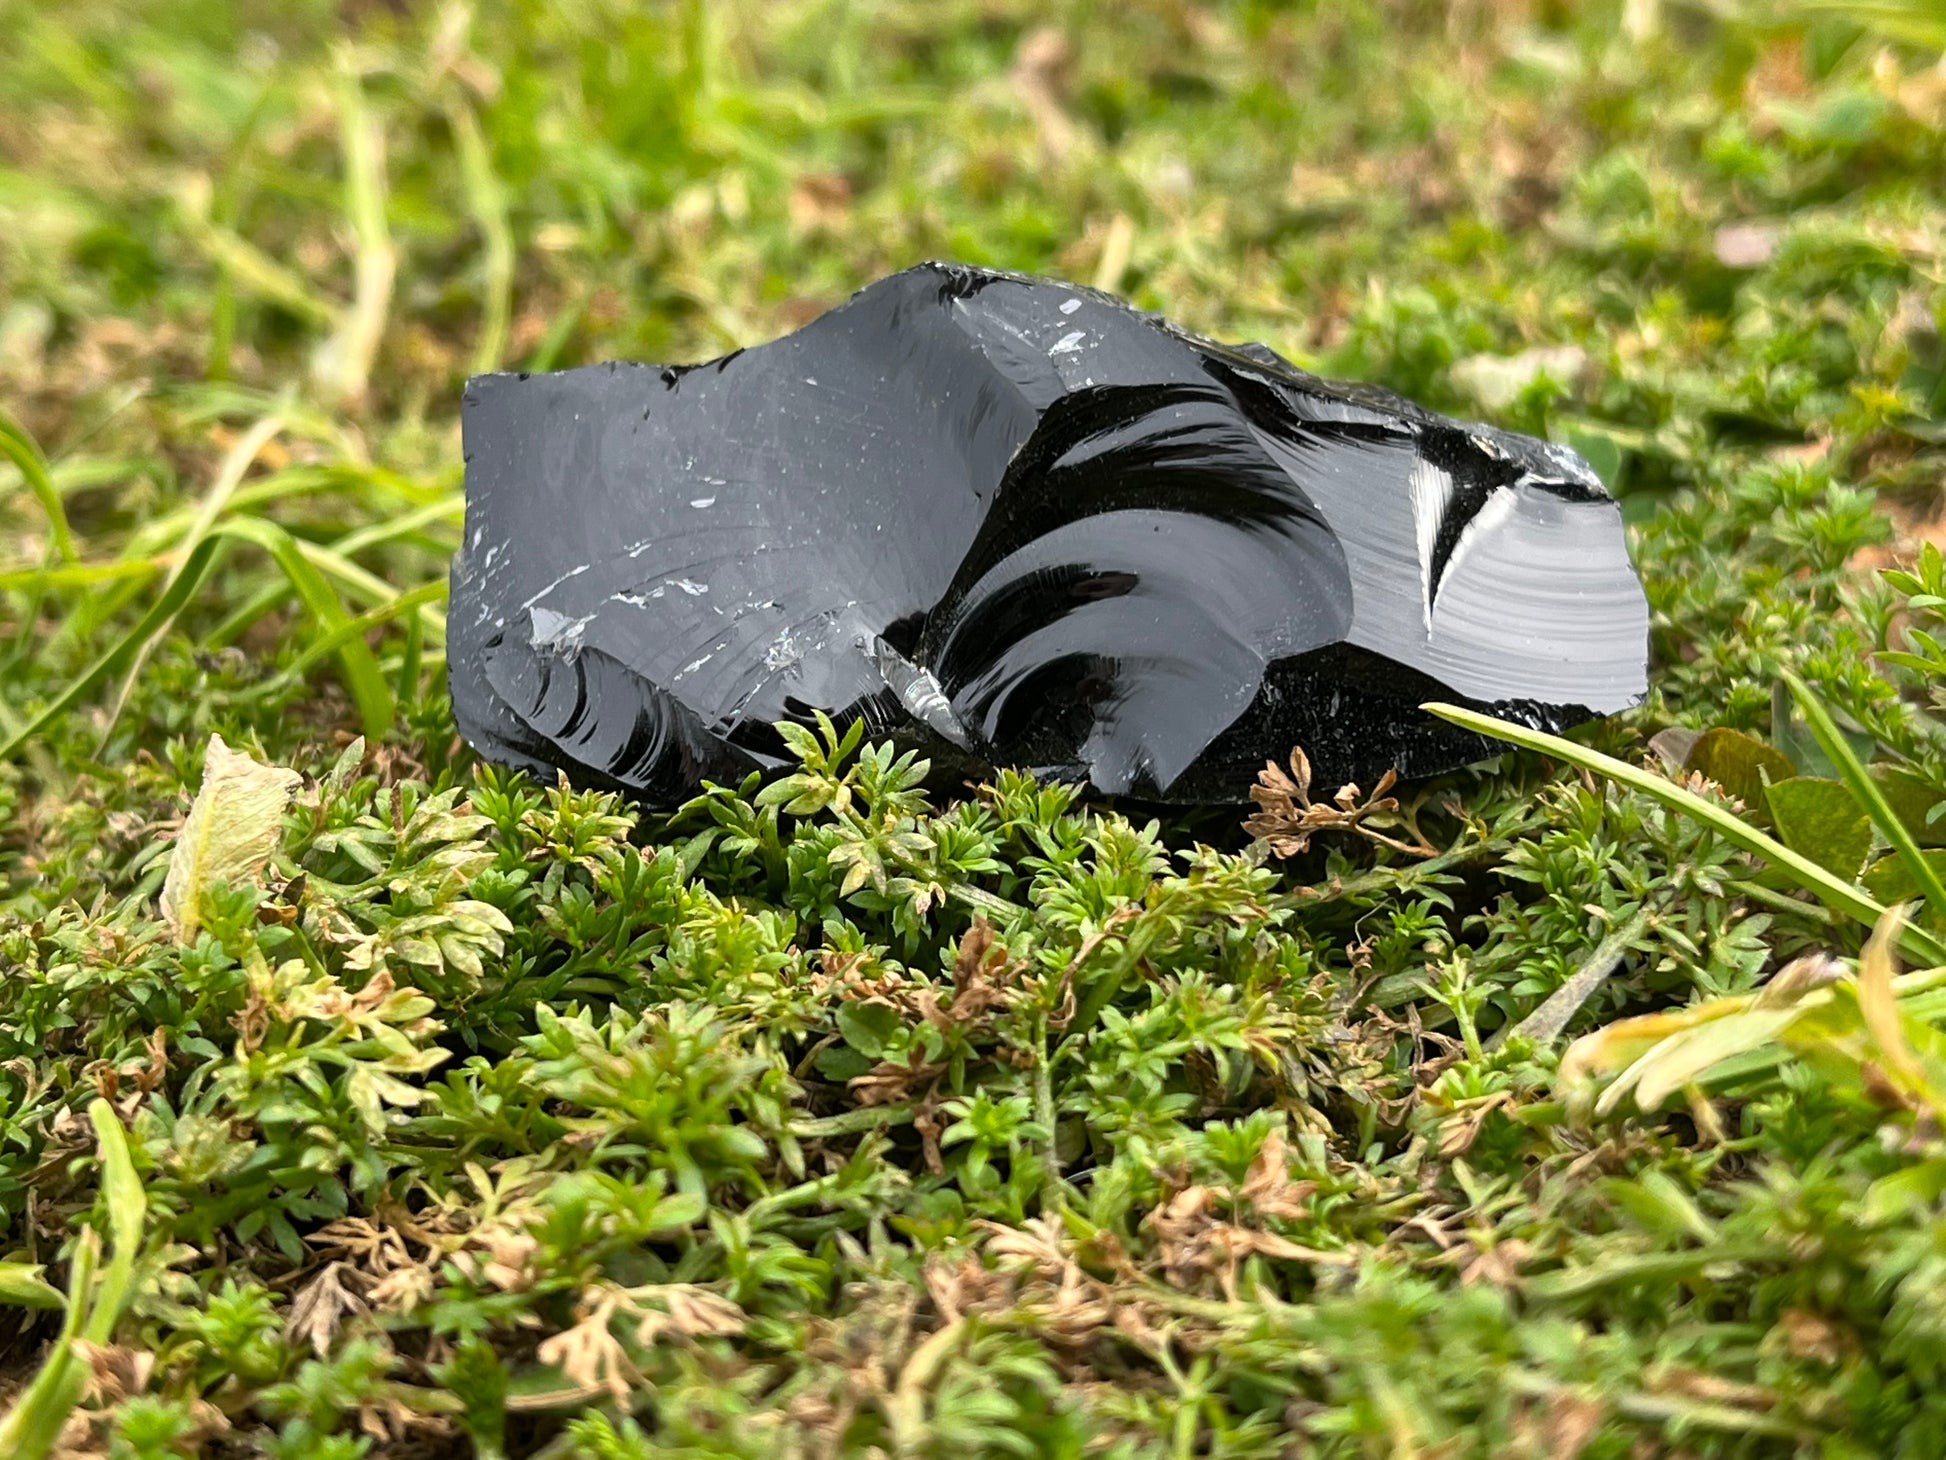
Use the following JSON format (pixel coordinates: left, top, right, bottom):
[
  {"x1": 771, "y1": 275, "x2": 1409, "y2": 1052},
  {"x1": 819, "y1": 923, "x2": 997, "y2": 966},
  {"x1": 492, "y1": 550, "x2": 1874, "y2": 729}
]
[{"x1": 449, "y1": 262, "x2": 1648, "y2": 804}]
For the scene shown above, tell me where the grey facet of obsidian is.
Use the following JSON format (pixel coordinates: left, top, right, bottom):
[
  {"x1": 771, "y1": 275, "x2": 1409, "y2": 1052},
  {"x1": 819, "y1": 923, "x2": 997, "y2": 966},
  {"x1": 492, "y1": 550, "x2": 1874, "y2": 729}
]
[{"x1": 449, "y1": 262, "x2": 1649, "y2": 804}]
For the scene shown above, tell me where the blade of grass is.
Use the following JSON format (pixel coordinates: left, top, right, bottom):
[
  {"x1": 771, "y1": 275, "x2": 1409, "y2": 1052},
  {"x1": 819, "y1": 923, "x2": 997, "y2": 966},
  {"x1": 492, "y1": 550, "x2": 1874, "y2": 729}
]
[
  {"x1": 72, "y1": 465, "x2": 357, "y2": 646},
  {"x1": 201, "y1": 494, "x2": 459, "y2": 649},
  {"x1": 206, "y1": 77, "x2": 277, "y2": 382},
  {"x1": 1794, "y1": 0, "x2": 1946, "y2": 49},
  {"x1": 97, "y1": 414, "x2": 285, "y2": 745},
  {"x1": 177, "y1": 173, "x2": 342, "y2": 329},
  {"x1": 212, "y1": 518, "x2": 395, "y2": 739},
  {"x1": 397, "y1": 607, "x2": 424, "y2": 704},
  {"x1": 0, "y1": 409, "x2": 78, "y2": 564},
  {"x1": 1783, "y1": 669, "x2": 1946, "y2": 920},
  {"x1": 1698, "y1": 973, "x2": 1946, "y2": 1093},
  {"x1": 168, "y1": 417, "x2": 286, "y2": 580},
  {"x1": 522, "y1": 289, "x2": 586, "y2": 373},
  {"x1": 311, "y1": 48, "x2": 396, "y2": 409},
  {"x1": 0, "y1": 1100, "x2": 145, "y2": 1460},
  {"x1": 1501, "y1": 903, "x2": 1655, "y2": 1047},
  {"x1": 0, "y1": 559, "x2": 166, "y2": 593},
  {"x1": 0, "y1": 537, "x2": 225, "y2": 763},
  {"x1": 122, "y1": 463, "x2": 455, "y2": 565},
  {"x1": 328, "y1": 492, "x2": 464, "y2": 557},
  {"x1": 1421, "y1": 702, "x2": 1946, "y2": 967},
  {"x1": 298, "y1": 540, "x2": 448, "y2": 641},
  {"x1": 170, "y1": 385, "x2": 375, "y2": 466},
  {"x1": 231, "y1": 577, "x2": 445, "y2": 704},
  {"x1": 83, "y1": 1099, "x2": 145, "y2": 1344},
  {"x1": 0, "y1": 1227, "x2": 98, "y2": 1460},
  {"x1": 447, "y1": 95, "x2": 513, "y2": 374},
  {"x1": 202, "y1": 581, "x2": 300, "y2": 651},
  {"x1": 4, "y1": 513, "x2": 399, "y2": 759}
]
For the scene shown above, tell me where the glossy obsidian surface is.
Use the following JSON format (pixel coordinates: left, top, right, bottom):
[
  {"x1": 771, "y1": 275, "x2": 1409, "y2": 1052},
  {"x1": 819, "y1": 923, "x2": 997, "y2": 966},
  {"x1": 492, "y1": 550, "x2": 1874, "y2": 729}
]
[{"x1": 449, "y1": 262, "x2": 1649, "y2": 804}]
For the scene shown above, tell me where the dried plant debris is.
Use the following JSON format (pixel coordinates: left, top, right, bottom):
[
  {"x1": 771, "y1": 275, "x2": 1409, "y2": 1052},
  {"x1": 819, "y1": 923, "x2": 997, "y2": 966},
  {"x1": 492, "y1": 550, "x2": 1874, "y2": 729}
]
[
  {"x1": 450, "y1": 263, "x2": 1648, "y2": 804},
  {"x1": 1243, "y1": 746, "x2": 1434, "y2": 858}
]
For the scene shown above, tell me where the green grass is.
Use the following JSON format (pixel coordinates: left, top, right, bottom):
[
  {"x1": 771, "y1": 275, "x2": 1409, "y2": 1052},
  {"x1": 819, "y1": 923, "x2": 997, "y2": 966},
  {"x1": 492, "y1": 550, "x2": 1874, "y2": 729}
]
[{"x1": 5, "y1": 0, "x2": 1946, "y2": 1454}]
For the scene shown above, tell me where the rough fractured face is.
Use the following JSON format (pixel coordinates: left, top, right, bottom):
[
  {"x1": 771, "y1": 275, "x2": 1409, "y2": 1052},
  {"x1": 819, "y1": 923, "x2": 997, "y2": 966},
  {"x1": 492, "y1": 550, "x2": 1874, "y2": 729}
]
[{"x1": 449, "y1": 262, "x2": 1648, "y2": 803}]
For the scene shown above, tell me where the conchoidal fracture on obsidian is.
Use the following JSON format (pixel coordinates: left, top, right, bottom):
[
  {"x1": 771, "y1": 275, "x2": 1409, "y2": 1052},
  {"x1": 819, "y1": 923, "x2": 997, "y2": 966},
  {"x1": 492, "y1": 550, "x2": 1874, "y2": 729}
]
[{"x1": 448, "y1": 262, "x2": 1648, "y2": 804}]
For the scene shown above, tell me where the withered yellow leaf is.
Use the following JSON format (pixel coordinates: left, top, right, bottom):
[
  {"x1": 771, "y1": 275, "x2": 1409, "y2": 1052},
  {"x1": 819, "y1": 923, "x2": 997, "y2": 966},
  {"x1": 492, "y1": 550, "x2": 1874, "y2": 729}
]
[
  {"x1": 159, "y1": 734, "x2": 302, "y2": 944},
  {"x1": 1856, "y1": 906, "x2": 1926, "y2": 1092}
]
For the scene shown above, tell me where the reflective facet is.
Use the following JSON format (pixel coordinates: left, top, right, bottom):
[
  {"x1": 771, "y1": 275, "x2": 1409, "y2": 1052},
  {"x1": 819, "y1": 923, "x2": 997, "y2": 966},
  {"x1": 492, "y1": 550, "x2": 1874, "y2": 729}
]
[{"x1": 449, "y1": 263, "x2": 1649, "y2": 803}]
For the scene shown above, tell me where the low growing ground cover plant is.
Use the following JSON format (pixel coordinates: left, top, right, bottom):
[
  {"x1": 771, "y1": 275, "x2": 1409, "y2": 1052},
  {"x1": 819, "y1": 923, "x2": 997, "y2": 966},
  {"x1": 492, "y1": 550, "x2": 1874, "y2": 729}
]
[{"x1": 5, "y1": 0, "x2": 1946, "y2": 1454}]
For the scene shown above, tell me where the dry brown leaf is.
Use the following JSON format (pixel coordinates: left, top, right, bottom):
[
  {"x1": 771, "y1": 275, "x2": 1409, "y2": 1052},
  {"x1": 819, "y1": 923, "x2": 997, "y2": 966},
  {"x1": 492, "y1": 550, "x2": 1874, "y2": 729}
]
[
  {"x1": 536, "y1": 1290, "x2": 639, "y2": 1406},
  {"x1": 975, "y1": 1218, "x2": 1113, "y2": 1344},
  {"x1": 1238, "y1": 1129, "x2": 1316, "y2": 1222},
  {"x1": 1458, "y1": 1238, "x2": 1531, "y2": 1288},
  {"x1": 1777, "y1": 1307, "x2": 1852, "y2": 1365},
  {"x1": 788, "y1": 172, "x2": 852, "y2": 236},
  {"x1": 450, "y1": 1222, "x2": 538, "y2": 1292},
  {"x1": 285, "y1": 1262, "x2": 370, "y2": 1357},
  {"x1": 981, "y1": 1213, "x2": 1074, "y2": 1278},
  {"x1": 850, "y1": 1048, "x2": 945, "y2": 1109},
  {"x1": 625, "y1": 1283, "x2": 746, "y2": 1346},
  {"x1": 73, "y1": 1342, "x2": 153, "y2": 1406},
  {"x1": 306, "y1": 1215, "x2": 412, "y2": 1273},
  {"x1": 367, "y1": 1263, "x2": 436, "y2": 1315},
  {"x1": 1528, "y1": 1389, "x2": 1604, "y2": 1459}
]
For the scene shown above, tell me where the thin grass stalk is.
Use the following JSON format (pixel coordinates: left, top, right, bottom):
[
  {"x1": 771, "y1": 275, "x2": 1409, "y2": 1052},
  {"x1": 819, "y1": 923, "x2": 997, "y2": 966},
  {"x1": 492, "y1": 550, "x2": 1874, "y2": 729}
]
[
  {"x1": 1783, "y1": 669, "x2": 1946, "y2": 919},
  {"x1": 98, "y1": 415, "x2": 286, "y2": 744},
  {"x1": 1422, "y1": 702, "x2": 1946, "y2": 967},
  {"x1": 447, "y1": 96, "x2": 513, "y2": 375},
  {"x1": 0, "y1": 411, "x2": 78, "y2": 565},
  {"x1": 312, "y1": 49, "x2": 396, "y2": 409}
]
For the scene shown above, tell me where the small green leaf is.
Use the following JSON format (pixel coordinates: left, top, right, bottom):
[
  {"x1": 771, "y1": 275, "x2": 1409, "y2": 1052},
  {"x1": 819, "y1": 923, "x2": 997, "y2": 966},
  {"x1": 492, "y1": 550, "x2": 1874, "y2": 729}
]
[
  {"x1": 1871, "y1": 765, "x2": 1946, "y2": 848},
  {"x1": 755, "y1": 773, "x2": 826, "y2": 813},
  {"x1": 0, "y1": 1265, "x2": 65, "y2": 1312},
  {"x1": 775, "y1": 721, "x2": 823, "y2": 764},
  {"x1": 837, "y1": 1001, "x2": 902, "y2": 1061},
  {"x1": 1764, "y1": 777, "x2": 1871, "y2": 879},
  {"x1": 1862, "y1": 850, "x2": 1946, "y2": 905},
  {"x1": 1685, "y1": 727, "x2": 1796, "y2": 820},
  {"x1": 646, "y1": 1190, "x2": 708, "y2": 1230},
  {"x1": 1862, "y1": 1157, "x2": 1946, "y2": 1227},
  {"x1": 815, "y1": 1044, "x2": 873, "y2": 1082},
  {"x1": 1771, "y1": 679, "x2": 1874, "y2": 781}
]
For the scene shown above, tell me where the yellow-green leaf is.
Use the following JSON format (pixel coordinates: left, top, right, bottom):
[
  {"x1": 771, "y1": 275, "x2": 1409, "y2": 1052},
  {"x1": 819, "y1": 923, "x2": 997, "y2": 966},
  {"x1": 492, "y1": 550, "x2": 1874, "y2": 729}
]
[
  {"x1": 1764, "y1": 777, "x2": 1871, "y2": 880},
  {"x1": 0, "y1": 1264, "x2": 65, "y2": 1312},
  {"x1": 1609, "y1": 1007, "x2": 1805, "y2": 1114},
  {"x1": 1685, "y1": 727, "x2": 1796, "y2": 819},
  {"x1": 1856, "y1": 907, "x2": 1928, "y2": 1095},
  {"x1": 159, "y1": 734, "x2": 303, "y2": 944},
  {"x1": 1862, "y1": 850, "x2": 1946, "y2": 904},
  {"x1": 1872, "y1": 766, "x2": 1946, "y2": 848}
]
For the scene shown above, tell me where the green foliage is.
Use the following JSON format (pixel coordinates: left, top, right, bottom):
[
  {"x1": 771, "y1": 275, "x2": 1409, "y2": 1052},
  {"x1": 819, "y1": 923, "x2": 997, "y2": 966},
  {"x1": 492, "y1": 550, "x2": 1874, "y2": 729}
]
[{"x1": 5, "y1": 0, "x2": 1946, "y2": 1454}]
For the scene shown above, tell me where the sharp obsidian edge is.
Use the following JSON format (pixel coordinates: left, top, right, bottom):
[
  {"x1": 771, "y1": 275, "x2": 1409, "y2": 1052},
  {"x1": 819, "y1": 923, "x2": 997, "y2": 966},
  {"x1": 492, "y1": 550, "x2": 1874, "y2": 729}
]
[{"x1": 449, "y1": 262, "x2": 1649, "y2": 805}]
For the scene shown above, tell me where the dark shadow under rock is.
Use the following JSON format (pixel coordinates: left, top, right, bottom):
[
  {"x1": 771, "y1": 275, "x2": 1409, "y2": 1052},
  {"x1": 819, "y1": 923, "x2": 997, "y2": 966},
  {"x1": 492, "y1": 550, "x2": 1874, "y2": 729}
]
[{"x1": 449, "y1": 262, "x2": 1648, "y2": 804}]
